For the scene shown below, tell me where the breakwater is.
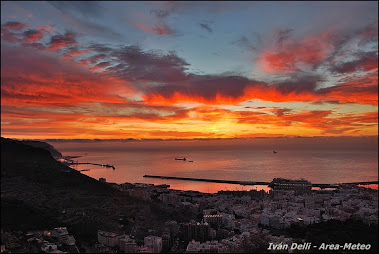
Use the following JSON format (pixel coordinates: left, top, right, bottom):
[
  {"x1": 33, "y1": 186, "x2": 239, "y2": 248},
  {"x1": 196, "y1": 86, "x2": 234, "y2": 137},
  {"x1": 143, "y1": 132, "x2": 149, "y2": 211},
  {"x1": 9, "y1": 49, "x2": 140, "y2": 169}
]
[
  {"x1": 143, "y1": 175, "x2": 270, "y2": 186},
  {"x1": 143, "y1": 175, "x2": 378, "y2": 188}
]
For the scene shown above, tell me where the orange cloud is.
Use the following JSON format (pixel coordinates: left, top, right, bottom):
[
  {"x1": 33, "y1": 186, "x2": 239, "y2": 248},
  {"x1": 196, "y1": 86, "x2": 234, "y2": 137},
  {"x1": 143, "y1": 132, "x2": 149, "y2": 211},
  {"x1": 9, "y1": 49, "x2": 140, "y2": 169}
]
[
  {"x1": 320, "y1": 74, "x2": 378, "y2": 105},
  {"x1": 143, "y1": 72, "x2": 377, "y2": 106}
]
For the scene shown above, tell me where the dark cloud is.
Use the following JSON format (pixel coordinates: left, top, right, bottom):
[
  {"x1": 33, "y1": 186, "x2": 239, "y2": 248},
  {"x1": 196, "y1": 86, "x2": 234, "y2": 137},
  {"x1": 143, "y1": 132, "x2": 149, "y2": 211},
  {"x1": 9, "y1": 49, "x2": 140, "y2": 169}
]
[
  {"x1": 356, "y1": 22, "x2": 378, "y2": 46},
  {"x1": 329, "y1": 51, "x2": 378, "y2": 74},
  {"x1": 150, "y1": 9, "x2": 171, "y2": 18},
  {"x1": 89, "y1": 61, "x2": 111, "y2": 72},
  {"x1": 274, "y1": 28, "x2": 293, "y2": 46},
  {"x1": 275, "y1": 108, "x2": 292, "y2": 117},
  {"x1": 200, "y1": 23, "x2": 212, "y2": 33},
  {"x1": 144, "y1": 75, "x2": 253, "y2": 102},
  {"x1": 108, "y1": 46, "x2": 189, "y2": 83},
  {"x1": 273, "y1": 74, "x2": 322, "y2": 94},
  {"x1": 48, "y1": 31, "x2": 77, "y2": 50},
  {"x1": 232, "y1": 35, "x2": 260, "y2": 52},
  {"x1": 88, "y1": 44, "x2": 114, "y2": 53},
  {"x1": 318, "y1": 24, "x2": 378, "y2": 72},
  {"x1": 141, "y1": 69, "x2": 376, "y2": 106},
  {"x1": 23, "y1": 29, "x2": 44, "y2": 42},
  {"x1": 26, "y1": 42, "x2": 46, "y2": 50},
  {"x1": 86, "y1": 54, "x2": 108, "y2": 65},
  {"x1": 1, "y1": 28, "x2": 22, "y2": 42},
  {"x1": 317, "y1": 73, "x2": 378, "y2": 105},
  {"x1": 2, "y1": 21, "x2": 28, "y2": 30},
  {"x1": 62, "y1": 46, "x2": 90, "y2": 59}
]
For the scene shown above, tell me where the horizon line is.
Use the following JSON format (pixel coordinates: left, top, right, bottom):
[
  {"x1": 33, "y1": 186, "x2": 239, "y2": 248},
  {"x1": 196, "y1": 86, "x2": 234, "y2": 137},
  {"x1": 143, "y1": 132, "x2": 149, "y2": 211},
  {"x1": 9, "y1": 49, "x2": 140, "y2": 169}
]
[{"x1": 2, "y1": 135, "x2": 378, "y2": 142}]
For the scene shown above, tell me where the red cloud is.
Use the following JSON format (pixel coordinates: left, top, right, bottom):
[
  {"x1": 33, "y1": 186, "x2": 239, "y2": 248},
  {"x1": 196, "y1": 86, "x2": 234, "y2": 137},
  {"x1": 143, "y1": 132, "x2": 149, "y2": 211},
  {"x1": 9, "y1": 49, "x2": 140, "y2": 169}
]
[
  {"x1": 319, "y1": 74, "x2": 378, "y2": 105},
  {"x1": 134, "y1": 22, "x2": 173, "y2": 35},
  {"x1": 2, "y1": 21, "x2": 28, "y2": 30},
  {"x1": 330, "y1": 51, "x2": 378, "y2": 74},
  {"x1": 1, "y1": 28, "x2": 22, "y2": 42},
  {"x1": 23, "y1": 29, "x2": 44, "y2": 42},
  {"x1": 1, "y1": 45, "x2": 133, "y2": 108},
  {"x1": 63, "y1": 48, "x2": 91, "y2": 61},
  {"x1": 257, "y1": 32, "x2": 333, "y2": 74},
  {"x1": 48, "y1": 32, "x2": 77, "y2": 50}
]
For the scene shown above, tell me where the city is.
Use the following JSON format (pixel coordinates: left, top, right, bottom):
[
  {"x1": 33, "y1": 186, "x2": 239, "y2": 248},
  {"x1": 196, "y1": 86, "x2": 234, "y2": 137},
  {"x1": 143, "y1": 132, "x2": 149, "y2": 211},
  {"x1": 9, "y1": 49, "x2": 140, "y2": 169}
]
[{"x1": 2, "y1": 174, "x2": 377, "y2": 253}]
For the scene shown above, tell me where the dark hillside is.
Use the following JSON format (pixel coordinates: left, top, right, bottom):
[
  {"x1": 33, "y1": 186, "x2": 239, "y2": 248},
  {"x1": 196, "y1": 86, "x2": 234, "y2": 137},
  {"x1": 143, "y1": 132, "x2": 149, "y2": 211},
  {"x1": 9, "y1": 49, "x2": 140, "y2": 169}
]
[
  {"x1": 20, "y1": 139, "x2": 63, "y2": 158},
  {"x1": 1, "y1": 137, "x2": 183, "y2": 241}
]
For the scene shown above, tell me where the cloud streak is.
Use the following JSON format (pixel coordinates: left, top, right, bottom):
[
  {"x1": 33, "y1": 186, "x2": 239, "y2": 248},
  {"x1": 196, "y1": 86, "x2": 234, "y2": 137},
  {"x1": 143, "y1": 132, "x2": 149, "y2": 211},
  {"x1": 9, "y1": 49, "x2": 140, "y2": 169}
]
[{"x1": 200, "y1": 23, "x2": 212, "y2": 33}]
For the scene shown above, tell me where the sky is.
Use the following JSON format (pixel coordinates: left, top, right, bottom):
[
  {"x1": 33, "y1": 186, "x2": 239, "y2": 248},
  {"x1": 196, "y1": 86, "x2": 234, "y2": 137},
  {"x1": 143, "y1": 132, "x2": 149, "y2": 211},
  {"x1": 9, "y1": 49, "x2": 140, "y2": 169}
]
[{"x1": 1, "y1": 1, "x2": 378, "y2": 140}]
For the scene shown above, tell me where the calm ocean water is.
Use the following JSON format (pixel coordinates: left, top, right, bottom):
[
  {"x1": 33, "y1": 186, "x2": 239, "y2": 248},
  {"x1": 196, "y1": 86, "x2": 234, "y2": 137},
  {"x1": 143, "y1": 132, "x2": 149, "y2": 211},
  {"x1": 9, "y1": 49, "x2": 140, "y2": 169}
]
[{"x1": 50, "y1": 140, "x2": 378, "y2": 193}]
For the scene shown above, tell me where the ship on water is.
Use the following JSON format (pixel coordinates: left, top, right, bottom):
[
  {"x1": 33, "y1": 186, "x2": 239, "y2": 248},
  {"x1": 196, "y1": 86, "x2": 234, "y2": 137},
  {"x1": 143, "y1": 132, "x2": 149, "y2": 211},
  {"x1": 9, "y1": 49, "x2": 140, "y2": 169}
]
[{"x1": 175, "y1": 157, "x2": 186, "y2": 161}]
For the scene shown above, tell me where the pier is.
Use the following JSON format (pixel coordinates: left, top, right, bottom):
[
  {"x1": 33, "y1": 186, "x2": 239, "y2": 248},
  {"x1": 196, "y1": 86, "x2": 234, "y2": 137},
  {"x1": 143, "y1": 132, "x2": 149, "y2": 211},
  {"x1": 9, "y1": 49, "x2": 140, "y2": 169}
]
[
  {"x1": 69, "y1": 162, "x2": 115, "y2": 169},
  {"x1": 143, "y1": 175, "x2": 378, "y2": 188}
]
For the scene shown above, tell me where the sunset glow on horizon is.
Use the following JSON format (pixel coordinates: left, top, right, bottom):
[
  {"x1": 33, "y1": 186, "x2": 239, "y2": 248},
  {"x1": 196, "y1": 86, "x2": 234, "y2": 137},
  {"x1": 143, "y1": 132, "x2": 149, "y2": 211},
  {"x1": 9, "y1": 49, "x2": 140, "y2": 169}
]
[{"x1": 1, "y1": 1, "x2": 378, "y2": 140}]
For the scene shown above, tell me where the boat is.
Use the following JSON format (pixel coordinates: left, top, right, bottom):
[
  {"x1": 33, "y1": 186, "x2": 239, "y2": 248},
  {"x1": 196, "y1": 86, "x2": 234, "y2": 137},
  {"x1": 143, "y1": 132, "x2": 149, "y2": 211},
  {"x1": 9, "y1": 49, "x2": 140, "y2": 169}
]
[
  {"x1": 273, "y1": 151, "x2": 277, "y2": 153},
  {"x1": 188, "y1": 160, "x2": 193, "y2": 162},
  {"x1": 175, "y1": 157, "x2": 186, "y2": 161},
  {"x1": 79, "y1": 169, "x2": 91, "y2": 172}
]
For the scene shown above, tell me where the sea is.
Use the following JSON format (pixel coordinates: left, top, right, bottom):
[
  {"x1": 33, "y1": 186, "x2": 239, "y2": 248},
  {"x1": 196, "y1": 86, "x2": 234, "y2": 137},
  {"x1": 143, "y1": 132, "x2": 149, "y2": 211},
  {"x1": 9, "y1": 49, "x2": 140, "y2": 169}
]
[{"x1": 50, "y1": 139, "x2": 378, "y2": 193}]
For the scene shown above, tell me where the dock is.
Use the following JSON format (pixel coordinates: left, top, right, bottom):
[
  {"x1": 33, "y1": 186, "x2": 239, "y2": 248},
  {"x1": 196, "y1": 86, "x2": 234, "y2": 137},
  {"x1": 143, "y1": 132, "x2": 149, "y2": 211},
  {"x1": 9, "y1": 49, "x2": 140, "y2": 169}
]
[
  {"x1": 143, "y1": 175, "x2": 378, "y2": 188},
  {"x1": 70, "y1": 162, "x2": 115, "y2": 169}
]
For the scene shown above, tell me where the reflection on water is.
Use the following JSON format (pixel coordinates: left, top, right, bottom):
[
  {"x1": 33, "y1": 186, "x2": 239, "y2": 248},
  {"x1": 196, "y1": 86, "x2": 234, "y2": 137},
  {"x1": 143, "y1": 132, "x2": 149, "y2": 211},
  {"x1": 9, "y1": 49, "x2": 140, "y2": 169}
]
[{"x1": 51, "y1": 141, "x2": 378, "y2": 193}]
